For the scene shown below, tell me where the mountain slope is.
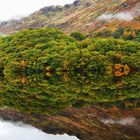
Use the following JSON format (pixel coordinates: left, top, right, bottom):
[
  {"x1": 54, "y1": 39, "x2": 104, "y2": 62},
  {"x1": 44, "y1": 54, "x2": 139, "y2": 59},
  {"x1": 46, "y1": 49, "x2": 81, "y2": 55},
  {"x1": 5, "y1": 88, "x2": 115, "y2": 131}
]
[{"x1": 0, "y1": 0, "x2": 140, "y2": 35}]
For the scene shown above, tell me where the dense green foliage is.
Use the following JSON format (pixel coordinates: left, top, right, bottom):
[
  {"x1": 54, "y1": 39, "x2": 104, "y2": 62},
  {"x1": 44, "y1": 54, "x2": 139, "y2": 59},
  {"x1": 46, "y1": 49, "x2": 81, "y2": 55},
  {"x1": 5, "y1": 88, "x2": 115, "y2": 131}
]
[
  {"x1": 0, "y1": 28, "x2": 139, "y2": 114},
  {"x1": 70, "y1": 32, "x2": 86, "y2": 41},
  {"x1": 0, "y1": 71, "x2": 139, "y2": 114},
  {"x1": 0, "y1": 28, "x2": 139, "y2": 78},
  {"x1": 94, "y1": 28, "x2": 140, "y2": 42}
]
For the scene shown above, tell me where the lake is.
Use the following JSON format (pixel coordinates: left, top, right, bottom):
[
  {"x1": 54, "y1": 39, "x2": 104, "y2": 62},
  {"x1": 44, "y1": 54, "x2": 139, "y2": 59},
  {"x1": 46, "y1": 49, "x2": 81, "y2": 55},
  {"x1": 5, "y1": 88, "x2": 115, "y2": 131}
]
[{"x1": 0, "y1": 71, "x2": 139, "y2": 140}]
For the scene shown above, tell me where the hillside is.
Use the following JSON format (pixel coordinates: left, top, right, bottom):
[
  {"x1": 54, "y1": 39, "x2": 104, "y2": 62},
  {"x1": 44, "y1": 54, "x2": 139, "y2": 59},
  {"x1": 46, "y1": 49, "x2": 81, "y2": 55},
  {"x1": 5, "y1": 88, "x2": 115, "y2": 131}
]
[{"x1": 0, "y1": 0, "x2": 140, "y2": 35}]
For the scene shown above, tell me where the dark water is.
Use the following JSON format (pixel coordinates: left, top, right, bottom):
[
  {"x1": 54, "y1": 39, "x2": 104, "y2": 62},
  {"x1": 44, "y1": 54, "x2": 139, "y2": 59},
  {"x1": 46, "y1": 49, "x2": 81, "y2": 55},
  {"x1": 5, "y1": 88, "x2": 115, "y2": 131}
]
[{"x1": 0, "y1": 71, "x2": 140, "y2": 140}]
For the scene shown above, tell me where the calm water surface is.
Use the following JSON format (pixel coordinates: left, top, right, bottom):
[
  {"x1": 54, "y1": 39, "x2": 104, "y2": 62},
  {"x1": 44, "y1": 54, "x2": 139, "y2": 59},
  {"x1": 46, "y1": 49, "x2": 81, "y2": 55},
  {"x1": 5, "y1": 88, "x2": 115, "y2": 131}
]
[{"x1": 0, "y1": 71, "x2": 139, "y2": 140}]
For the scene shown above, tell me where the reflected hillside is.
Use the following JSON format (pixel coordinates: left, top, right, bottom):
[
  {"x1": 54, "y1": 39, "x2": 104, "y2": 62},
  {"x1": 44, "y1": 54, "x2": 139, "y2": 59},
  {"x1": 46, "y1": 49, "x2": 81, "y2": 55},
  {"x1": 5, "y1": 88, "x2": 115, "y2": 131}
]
[
  {"x1": 0, "y1": 71, "x2": 140, "y2": 114},
  {"x1": 0, "y1": 71, "x2": 139, "y2": 140}
]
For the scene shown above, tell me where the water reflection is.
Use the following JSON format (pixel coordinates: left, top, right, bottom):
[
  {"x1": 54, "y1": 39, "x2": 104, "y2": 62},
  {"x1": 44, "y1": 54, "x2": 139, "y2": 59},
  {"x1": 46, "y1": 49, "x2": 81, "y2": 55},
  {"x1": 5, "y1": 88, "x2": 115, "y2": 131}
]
[
  {"x1": 0, "y1": 71, "x2": 139, "y2": 140},
  {"x1": 0, "y1": 120, "x2": 78, "y2": 140}
]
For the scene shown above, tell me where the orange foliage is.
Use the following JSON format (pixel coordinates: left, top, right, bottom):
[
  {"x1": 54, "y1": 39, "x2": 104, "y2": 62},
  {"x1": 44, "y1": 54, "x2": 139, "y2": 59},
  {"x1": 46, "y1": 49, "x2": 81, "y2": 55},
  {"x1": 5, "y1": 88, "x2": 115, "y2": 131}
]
[
  {"x1": 20, "y1": 60, "x2": 28, "y2": 68},
  {"x1": 114, "y1": 64, "x2": 130, "y2": 77},
  {"x1": 20, "y1": 77, "x2": 28, "y2": 84}
]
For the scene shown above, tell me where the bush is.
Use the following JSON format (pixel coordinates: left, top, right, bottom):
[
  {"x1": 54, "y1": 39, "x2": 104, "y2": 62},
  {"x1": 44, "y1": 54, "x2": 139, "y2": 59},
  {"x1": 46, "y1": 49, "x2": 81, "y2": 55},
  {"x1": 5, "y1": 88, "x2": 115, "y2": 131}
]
[{"x1": 70, "y1": 32, "x2": 86, "y2": 41}]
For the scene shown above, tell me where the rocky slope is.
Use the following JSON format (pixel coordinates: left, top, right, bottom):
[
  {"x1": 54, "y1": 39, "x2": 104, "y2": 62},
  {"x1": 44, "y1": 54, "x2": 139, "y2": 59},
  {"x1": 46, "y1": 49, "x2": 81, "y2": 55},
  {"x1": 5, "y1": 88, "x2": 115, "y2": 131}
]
[{"x1": 0, "y1": 0, "x2": 140, "y2": 35}]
